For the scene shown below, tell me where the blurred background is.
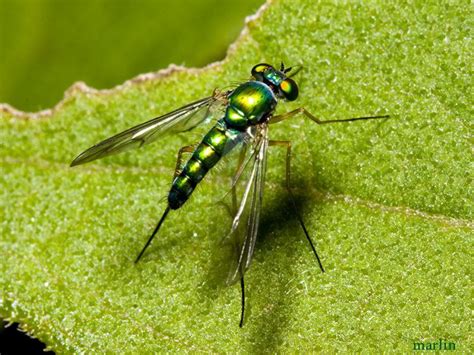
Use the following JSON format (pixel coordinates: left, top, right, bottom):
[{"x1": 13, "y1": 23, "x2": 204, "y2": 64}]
[{"x1": 0, "y1": 0, "x2": 263, "y2": 112}]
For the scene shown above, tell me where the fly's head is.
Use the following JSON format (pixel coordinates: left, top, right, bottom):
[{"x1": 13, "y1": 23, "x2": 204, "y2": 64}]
[{"x1": 251, "y1": 62, "x2": 299, "y2": 101}]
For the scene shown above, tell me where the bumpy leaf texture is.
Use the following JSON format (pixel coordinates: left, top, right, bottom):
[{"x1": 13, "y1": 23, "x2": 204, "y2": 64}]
[{"x1": 0, "y1": 0, "x2": 471, "y2": 352}]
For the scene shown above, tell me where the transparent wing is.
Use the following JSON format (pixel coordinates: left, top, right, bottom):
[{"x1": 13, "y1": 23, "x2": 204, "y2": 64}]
[
  {"x1": 226, "y1": 124, "x2": 269, "y2": 285},
  {"x1": 71, "y1": 94, "x2": 226, "y2": 166}
]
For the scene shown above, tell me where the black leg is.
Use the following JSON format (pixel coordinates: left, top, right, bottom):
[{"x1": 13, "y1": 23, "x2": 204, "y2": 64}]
[
  {"x1": 135, "y1": 144, "x2": 195, "y2": 263},
  {"x1": 239, "y1": 276, "x2": 245, "y2": 328},
  {"x1": 135, "y1": 206, "x2": 171, "y2": 263},
  {"x1": 269, "y1": 140, "x2": 325, "y2": 273},
  {"x1": 270, "y1": 107, "x2": 389, "y2": 125}
]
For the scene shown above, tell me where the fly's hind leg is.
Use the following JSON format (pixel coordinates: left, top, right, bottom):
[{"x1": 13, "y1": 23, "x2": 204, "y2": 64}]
[
  {"x1": 269, "y1": 140, "x2": 325, "y2": 273},
  {"x1": 173, "y1": 145, "x2": 196, "y2": 178},
  {"x1": 134, "y1": 144, "x2": 196, "y2": 263},
  {"x1": 239, "y1": 274, "x2": 245, "y2": 327},
  {"x1": 270, "y1": 108, "x2": 389, "y2": 125}
]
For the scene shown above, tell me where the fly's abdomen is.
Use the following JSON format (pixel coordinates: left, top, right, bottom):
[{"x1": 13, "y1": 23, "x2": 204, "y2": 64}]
[{"x1": 168, "y1": 123, "x2": 229, "y2": 209}]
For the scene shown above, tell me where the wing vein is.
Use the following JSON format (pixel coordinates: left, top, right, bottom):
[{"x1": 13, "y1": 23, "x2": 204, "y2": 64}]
[
  {"x1": 226, "y1": 124, "x2": 269, "y2": 284},
  {"x1": 71, "y1": 95, "x2": 225, "y2": 166}
]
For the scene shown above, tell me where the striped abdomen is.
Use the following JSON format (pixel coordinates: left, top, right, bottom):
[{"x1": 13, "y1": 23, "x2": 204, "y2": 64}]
[
  {"x1": 168, "y1": 121, "x2": 235, "y2": 209},
  {"x1": 168, "y1": 81, "x2": 276, "y2": 210}
]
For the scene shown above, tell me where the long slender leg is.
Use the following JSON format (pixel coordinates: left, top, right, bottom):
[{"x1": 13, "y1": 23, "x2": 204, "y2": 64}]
[
  {"x1": 135, "y1": 144, "x2": 196, "y2": 264},
  {"x1": 231, "y1": 147, "x2": 249, "y2": 328},
  {"x1": 239, "y1": 276, "x2": 245, "y2": 328},
  {"x1": 135, "y1": 207, "x2": 170, "y2": 263},
  {"x1": 270, "y1": 107, "x2": 389, "y2": 125},
  {"x1": 269, "y1": 140, "x2": 325, "y2": 273}
]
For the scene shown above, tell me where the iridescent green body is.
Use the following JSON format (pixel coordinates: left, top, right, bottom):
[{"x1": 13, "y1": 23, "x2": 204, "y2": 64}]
[
  {"x1": 168, "y1": 81, "x2": 277, "y2": 209},
  {"x1": 70, "y1": 62, "x2": 388, "y2": 326}
]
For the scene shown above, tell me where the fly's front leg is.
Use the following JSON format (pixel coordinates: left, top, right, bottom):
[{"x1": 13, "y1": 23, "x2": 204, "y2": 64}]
[
  {"x1": 269, "y1": 140, "x2": 325, "y2": 273},
  {"x1": 270, "y1": 108, "x2": 389, "y2": 125},
  {"x1": 173, "y1": 145, "x2": 196, "y2": 178}
]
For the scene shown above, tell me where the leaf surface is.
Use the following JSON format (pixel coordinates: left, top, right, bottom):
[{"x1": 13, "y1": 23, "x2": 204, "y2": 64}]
[{"x1": 0, "y1": 0, "x2": 471, "y2": 352}]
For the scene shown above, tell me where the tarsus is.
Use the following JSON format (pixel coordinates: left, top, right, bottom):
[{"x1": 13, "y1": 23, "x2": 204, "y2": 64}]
[
  {"x1": 289, "y1": 193, "x2": 325, "y2": 273},
  {"x1": 239, "y1": 276, "x2": 245, "y2": 328},
  {"x1": 135, "y1": 206, "x2": 171, "y2": 263}
]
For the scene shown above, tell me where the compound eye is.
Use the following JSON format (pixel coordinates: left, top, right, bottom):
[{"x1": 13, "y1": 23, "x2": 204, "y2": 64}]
[
  {"x1": 251, "y1": 63, "x2": 271, "y2": 80},
  {"x1": 280, "y1": 78, "x2": 299, "y2": 101}
]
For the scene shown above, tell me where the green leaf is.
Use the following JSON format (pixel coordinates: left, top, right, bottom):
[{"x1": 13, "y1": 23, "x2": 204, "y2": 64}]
[{"x1": 1, "y1": 0, "x2": 471, "y2": 352}]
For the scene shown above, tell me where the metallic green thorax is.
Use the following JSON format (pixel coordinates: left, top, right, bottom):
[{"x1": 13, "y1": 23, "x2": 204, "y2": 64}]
[
  {"x1": 225, "y1": 81, "x2": 277, "y2": 128},
  {"x1": 168, "y1": 81, "x2": 277, "y2": 209}
]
